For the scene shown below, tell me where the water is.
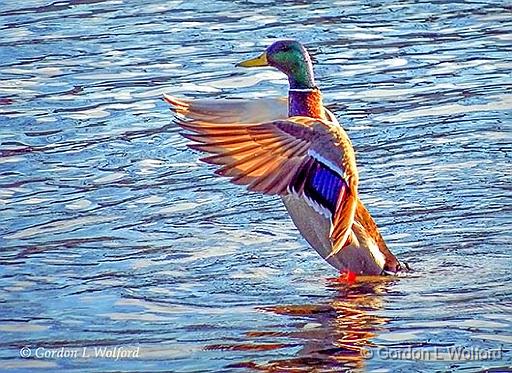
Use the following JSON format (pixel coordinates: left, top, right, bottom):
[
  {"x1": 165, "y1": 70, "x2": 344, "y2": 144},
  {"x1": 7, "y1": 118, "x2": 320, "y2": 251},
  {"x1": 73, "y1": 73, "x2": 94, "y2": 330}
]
[{"x1": 1, "y1": 0, "x2": 511, "y2": 371}]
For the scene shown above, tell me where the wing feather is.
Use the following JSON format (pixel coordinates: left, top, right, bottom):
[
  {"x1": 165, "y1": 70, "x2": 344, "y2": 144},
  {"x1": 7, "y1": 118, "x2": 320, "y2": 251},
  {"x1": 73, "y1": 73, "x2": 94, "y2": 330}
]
[
  {"x1": 201, "y1": 137, "x2": 297, "y2": 165},
  {"x1": 164, "y1": 94, "x2": 288, "y2": 124},
  {"x1": 166, "y1": 95, "x2": 358, "y2": 256}
]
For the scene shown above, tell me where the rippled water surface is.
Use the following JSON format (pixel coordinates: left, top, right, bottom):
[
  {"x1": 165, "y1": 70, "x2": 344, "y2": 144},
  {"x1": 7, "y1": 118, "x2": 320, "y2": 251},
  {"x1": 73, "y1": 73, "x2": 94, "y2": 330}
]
[{"x1": 1, "y1": 0, "x2": 511, "y2": 371}]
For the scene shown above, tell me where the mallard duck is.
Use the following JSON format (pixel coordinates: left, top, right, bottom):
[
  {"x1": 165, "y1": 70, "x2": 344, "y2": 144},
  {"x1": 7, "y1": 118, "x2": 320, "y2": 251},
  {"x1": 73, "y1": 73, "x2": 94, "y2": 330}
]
[{"x1": 165, "y1": 40, "x2": 402, "y2": 275}]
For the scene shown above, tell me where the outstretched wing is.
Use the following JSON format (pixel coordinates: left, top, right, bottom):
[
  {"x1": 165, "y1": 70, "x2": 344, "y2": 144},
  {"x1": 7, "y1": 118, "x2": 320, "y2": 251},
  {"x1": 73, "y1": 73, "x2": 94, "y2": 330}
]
[
  {"x1": 164, "y1": 94, "x2": 288, "y2": 124},
  {"x1": 163, "y1": 94, "x2": 340, "y2": 126},
  {"x1": 172, "y1": 109, "x2": 358, "y2": 255}
]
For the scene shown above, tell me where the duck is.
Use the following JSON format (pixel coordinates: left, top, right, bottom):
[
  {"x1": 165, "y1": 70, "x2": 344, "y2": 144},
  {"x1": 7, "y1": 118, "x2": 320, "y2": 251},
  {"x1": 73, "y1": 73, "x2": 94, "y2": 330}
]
[{"x1": 164, "y1": 40, "x2": 402, "y2": 276}]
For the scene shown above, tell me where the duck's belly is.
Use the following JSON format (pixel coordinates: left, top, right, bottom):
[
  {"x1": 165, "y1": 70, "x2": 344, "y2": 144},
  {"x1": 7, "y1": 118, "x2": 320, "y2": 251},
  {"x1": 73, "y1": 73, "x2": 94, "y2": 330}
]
[{"x1": 281, "y1": 195, "x2": 383, "y2": 275}]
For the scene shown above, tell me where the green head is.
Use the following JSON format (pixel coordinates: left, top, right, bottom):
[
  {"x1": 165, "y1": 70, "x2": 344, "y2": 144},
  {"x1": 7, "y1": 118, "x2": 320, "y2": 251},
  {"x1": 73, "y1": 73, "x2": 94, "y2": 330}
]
[{"x1": 237, "y1": 40, "x2": 316, "y2": 89}]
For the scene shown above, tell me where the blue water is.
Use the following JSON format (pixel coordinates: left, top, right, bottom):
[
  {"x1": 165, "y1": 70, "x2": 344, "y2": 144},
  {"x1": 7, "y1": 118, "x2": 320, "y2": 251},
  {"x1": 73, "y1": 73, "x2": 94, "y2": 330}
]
[{"x1": 1, "y1": 0, "x2": 511, "y2": 372}]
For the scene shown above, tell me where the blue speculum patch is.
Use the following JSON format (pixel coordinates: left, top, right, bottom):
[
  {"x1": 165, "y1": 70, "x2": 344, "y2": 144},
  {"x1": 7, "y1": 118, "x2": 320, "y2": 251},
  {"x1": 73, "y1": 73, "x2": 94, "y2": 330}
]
[{"x1": 306, "y1": 162, "x2": 346, "y2": 214}]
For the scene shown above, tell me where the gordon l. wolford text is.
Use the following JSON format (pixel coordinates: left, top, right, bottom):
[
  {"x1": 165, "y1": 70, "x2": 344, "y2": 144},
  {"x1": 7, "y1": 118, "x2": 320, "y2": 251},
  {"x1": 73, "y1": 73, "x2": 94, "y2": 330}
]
[
  {"x1": 22, "y1": 346, "x2": 140, "y2": 360},
  {"x1": 362, "y1": 346, "x2": 503, "y2": 361}
]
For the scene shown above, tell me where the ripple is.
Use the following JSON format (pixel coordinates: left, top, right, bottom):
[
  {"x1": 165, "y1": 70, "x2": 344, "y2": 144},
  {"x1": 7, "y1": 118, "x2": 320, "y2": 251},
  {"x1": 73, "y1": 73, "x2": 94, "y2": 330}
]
[
  {"x1": 0, "y1": 0, "x2": 511, "y2": 372},
  {"x1": 4, "y1": 215, "x2": 119, "y2": 240}
]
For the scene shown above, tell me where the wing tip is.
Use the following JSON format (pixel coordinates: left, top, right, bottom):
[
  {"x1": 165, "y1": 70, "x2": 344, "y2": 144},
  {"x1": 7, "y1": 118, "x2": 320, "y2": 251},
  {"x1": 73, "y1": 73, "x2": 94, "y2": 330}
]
[
  {"x1": 163, "y1": 94, "x2": 190, "y2": 114},
  {"x1": 328, "y1": 191, "x2": 357, "y2": 257}
]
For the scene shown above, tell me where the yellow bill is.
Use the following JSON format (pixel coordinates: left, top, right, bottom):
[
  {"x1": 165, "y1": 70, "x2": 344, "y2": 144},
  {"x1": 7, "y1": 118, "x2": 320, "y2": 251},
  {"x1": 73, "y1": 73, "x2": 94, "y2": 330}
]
[{"x1": 236, "y1": 52, "x2": 268, "y2": 67}]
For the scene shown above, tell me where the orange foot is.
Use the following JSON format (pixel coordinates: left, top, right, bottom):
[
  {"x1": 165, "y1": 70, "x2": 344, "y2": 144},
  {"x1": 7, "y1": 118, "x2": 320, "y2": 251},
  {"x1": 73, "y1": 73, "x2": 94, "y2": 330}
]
[{"x1": 328, "y1": 270, "x2": 357, "y2": 284}]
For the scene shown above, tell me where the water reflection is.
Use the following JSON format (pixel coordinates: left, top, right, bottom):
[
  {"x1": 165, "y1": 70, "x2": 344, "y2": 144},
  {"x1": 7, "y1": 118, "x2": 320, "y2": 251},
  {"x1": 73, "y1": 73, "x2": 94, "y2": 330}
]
[{"x1": 208, "y1": 279, "x2": 393, "y2": 371}]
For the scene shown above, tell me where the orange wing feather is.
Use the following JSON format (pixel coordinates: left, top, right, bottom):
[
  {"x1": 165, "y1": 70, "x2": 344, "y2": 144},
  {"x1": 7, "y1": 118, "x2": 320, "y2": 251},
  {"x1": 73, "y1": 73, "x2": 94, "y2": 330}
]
[
  {"x1": 177, "y1": 119, "x2": 312, "y2": 195},
  {"x1": 167, "y1": 97, "x2": 358, "y2": 255},
  {"x1": 328, "y1": 188, "x2": 357, "y2": 257}
]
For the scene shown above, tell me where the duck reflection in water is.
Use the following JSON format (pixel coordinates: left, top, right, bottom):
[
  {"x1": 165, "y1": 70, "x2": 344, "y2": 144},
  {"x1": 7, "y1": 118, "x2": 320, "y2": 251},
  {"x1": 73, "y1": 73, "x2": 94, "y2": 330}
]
[{"x1": 206, "y1": 277, "x2": 394, "y2": 371}]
